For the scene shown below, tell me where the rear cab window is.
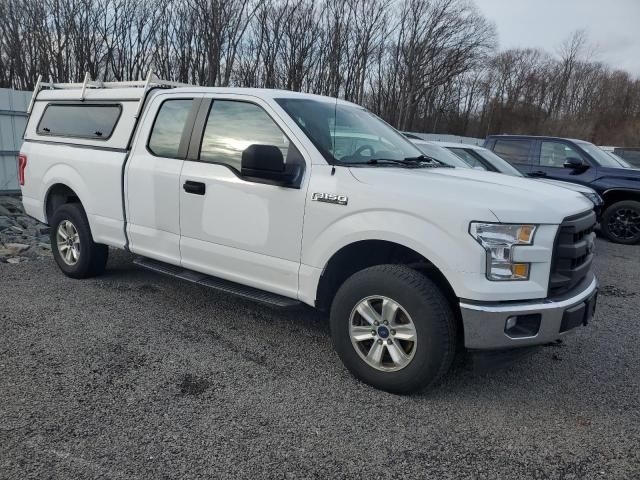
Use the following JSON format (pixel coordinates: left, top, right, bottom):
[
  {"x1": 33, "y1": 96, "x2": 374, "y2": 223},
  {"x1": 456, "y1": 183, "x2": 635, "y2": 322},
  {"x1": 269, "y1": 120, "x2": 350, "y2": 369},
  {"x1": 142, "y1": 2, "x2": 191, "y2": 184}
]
[
  {"x1": 493, "y1": 139, "x2": 533, "y2": 166},
  {"x1": 37, "y1": 104, "x2": 122, "y2": 140},
  {"x1": 147, "y1": 99, "x2": 195, "y2": 158}
]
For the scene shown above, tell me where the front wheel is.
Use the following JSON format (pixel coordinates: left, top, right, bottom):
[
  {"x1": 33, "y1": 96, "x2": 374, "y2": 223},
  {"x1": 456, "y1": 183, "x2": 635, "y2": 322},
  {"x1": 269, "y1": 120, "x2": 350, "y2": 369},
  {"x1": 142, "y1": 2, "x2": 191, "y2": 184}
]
[
  {"x1": 601, "y1": 200, "x2": 640, "y2": 244},
  {"x1": 50, "y1": 203, "x2": 109, "y2": 278},
  {"x1": 330, "y1": 265, "x2": 457, "y2": 394}
]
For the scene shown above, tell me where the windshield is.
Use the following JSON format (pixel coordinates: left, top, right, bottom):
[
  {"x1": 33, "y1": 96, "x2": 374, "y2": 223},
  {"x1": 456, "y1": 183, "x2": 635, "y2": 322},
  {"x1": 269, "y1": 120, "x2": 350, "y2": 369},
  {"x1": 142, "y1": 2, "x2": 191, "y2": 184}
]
[
  {"x1": 412, "y1": 142, "x2": 470, "y2": 168},
  {"x1": 578, "y1": 142, "x2": 625, "y2": 168},
  {"x1": 275, "y1": 98, "x2": 424, "y2": 165}
]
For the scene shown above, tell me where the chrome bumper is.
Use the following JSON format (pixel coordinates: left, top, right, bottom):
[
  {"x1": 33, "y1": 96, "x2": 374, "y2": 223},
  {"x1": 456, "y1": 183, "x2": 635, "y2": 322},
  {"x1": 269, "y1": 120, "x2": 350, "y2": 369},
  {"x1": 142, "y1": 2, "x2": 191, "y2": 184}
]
[{"x1": 460, "y1": 273, "x2": 598, "y2": 350}]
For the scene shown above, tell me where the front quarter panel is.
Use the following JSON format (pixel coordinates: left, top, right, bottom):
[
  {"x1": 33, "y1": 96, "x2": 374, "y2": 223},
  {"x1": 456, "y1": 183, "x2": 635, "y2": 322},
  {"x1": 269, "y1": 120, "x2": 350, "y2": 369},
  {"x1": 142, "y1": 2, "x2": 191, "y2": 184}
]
[
  {"x1": 301, "y1": 165, "x2": 558, "y2": 303},
  {"x1": 593, "y1": 166, "x2": 640, "y2": 196}
]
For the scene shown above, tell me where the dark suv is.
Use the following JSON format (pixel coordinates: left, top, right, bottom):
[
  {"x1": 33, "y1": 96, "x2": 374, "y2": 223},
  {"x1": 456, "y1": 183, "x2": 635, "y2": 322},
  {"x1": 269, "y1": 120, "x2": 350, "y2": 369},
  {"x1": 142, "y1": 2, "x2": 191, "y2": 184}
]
[{"x1": 484, "y1": 135, "x2": 640, "y2": 244}]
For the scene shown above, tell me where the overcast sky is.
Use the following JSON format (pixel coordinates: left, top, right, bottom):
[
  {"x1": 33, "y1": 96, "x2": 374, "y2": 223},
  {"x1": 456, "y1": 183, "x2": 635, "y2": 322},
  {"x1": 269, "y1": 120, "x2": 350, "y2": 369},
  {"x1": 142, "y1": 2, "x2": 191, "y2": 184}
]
[{"x1": 474, "y1": 0, "x2": 640, "y2": 77}]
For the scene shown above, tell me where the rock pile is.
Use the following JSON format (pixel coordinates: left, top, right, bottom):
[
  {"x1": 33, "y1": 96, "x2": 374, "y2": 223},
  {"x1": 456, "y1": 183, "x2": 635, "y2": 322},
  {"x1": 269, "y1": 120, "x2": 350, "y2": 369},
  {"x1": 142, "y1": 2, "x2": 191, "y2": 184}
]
[{"x1": 0, "y1": 195, "x2": 52, "y2": 264}]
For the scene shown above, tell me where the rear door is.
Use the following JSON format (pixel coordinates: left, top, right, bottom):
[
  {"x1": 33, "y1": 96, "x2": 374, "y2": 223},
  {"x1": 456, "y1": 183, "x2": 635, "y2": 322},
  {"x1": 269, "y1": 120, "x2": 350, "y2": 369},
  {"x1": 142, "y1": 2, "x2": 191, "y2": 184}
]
[
  {"x1": 531, "y1": 139, "x2": 598, "y2": 186},
  {"x1": 490, "y1": 138, "x2": 535, "y2": 175},
  {"x1": 178, "y1": 95, "x2": 310, "y2": 298},
  {"x1": 125, "y1": 94, "x2": 202, "y2": 264}
]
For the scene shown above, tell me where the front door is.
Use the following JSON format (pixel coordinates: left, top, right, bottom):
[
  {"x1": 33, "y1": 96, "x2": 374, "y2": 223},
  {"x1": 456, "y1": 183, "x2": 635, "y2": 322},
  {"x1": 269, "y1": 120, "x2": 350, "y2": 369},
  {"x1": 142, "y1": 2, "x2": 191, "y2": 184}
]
[
  {"x1": 532, "y1": 140, "x2": 598, "y2": 186},
  {"x1": 178, "y1": 96, "x2": 309, "y2": 298}
]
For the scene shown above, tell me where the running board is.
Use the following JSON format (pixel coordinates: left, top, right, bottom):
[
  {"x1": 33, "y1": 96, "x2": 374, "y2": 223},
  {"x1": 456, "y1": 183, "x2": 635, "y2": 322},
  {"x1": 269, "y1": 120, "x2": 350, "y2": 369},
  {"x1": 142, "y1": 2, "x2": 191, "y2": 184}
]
[{"x1": 133, "y1": 257, "x2": 301, "y2": 308}]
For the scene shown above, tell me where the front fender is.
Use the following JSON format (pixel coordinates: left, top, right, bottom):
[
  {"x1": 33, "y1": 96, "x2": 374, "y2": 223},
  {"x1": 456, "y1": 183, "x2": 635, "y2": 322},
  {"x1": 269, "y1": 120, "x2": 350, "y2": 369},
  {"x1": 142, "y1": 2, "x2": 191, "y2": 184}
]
[{"x1": 302, "y1": 209, "x2": 487, "y2": 282}]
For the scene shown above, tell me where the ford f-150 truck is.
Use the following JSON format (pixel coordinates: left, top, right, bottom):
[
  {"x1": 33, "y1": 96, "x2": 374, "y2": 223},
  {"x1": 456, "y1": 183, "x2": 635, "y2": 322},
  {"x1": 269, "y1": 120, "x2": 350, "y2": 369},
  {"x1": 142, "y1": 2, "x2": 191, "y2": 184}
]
[{"x1": 18, "y1": 75, "x2": 598, "y2": 393}]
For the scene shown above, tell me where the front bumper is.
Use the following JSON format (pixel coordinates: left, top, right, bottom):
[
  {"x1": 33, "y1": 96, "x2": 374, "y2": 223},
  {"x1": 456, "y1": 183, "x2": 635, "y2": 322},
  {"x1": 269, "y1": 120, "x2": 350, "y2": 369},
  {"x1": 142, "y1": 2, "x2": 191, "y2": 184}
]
[{"x1": 460, "y1": 272, "x2": 597, "y2": 350}]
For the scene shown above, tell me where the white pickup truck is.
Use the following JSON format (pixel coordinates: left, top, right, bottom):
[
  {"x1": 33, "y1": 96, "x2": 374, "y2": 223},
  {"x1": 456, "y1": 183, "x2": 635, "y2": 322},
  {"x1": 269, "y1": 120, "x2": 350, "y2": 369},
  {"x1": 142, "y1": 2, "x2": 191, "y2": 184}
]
[{"x1": 19, "y1": 76, "x2": 598, "y2": 393}]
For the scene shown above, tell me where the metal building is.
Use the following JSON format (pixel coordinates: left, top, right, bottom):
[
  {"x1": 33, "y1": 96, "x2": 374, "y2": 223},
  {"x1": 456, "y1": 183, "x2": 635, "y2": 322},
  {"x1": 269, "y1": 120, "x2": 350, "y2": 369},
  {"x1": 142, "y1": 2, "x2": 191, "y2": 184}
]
[{"x1": 0, "y1": 88, "x2": 31, "y2": 193}]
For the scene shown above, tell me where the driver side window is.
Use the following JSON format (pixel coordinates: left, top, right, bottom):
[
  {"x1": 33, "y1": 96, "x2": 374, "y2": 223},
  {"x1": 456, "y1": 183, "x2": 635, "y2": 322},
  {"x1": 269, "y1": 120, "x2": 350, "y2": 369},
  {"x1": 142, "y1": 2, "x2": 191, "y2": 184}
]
[
  {"x1": 200, "y1": 100, "x2": 290, "y2": 171},
  {"x1": 540, "y1": 141, "x2": 583, "y2": 168}
]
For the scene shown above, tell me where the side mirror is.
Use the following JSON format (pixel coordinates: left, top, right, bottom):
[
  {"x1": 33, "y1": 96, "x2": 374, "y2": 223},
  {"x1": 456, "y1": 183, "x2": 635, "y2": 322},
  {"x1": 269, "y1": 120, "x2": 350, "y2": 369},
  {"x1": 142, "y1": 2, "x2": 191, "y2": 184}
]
[
  {"x1": 564, "y1": 157, "x2": 588, "y2": 171},
  {"x1": 241, "y1": 144, "x2": 300, "y2": 187}
]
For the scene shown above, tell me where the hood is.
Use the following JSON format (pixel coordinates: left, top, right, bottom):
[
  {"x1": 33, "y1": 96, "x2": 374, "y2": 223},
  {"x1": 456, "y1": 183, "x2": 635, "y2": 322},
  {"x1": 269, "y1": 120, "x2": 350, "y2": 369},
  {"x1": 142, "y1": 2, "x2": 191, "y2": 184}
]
[
  {"x1": 349, "y1": 166, "x2": 593, "y2": 224},
  {"x1": 596, "y1": 165, "x2": 640, "y2": 182},
  {"x1": 536, "y1": 178, "x2": 596, "y2": 194}
]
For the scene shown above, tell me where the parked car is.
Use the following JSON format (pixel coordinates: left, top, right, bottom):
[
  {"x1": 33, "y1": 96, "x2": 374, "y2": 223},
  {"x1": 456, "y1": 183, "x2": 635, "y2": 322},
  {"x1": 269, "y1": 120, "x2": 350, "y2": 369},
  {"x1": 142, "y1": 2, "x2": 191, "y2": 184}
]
[
  {"x1": 401, "y1": 131, "x2": 425, "y2": 140},
  {"x1": 405, "y1": 139, "x2": 474, "y2": 169},
  {"x1": 485, "y1": 135, "x2": 640, "y2": 244},
  {"x1": 19, "y1": 77, "x2": 598, "y2": 393},
  {"x1": 600, "y1": 146, "x2": 640, "y2": 168},
  {"x1": 607, "y1": 152, "x2": 634, "y2": 169},
  {"x1": 431, "y1": 141, "x2": 604, "y2": 211},
  {"x1": 598, "y1": 146, "x2": 635, "y2": 168}
]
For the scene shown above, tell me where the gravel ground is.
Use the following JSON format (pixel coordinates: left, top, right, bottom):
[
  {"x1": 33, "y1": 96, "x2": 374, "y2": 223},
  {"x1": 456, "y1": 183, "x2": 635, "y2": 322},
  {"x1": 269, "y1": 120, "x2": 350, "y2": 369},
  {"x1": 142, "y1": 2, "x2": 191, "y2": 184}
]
[{"x1": 1, "y1": 239, "x2": 639, "y2": 479}]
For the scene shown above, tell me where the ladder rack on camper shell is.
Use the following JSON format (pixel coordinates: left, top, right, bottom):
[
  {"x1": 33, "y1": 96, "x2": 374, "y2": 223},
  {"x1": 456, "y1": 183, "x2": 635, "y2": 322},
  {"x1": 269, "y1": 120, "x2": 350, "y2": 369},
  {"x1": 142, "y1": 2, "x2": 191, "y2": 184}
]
[{"x1": 27, "y1": 72, "x2": 191, "y2": 118}]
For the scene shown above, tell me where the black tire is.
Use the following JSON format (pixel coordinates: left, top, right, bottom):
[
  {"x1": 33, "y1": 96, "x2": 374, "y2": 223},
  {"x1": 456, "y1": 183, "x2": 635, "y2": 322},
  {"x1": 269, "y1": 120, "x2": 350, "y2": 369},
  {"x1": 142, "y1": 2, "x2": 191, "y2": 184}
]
[
  {"x1": 330, "y1": 265, "x2": 457, "y2": 394},
  {"x1": 50, "y1": 203, "x2": 108, "y2": 278},
  {"x1": 600, "y1": 200, "x2": 640, "y2": 245}
]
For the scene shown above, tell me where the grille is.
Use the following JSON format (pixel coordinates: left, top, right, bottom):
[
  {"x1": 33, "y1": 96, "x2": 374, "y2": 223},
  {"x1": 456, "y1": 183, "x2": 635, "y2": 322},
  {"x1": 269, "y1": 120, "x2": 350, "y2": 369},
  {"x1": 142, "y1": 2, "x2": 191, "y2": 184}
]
[{"x1": 549, "y1": 210, "x2": 596, "y2": 296}]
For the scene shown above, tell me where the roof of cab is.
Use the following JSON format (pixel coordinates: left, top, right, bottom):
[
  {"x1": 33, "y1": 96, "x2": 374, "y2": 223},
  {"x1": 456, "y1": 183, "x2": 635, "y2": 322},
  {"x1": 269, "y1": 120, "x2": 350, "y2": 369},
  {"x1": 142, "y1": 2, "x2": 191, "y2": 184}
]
[{"x1": 156, "y1": 87, "x2": 356, "y2": 105}]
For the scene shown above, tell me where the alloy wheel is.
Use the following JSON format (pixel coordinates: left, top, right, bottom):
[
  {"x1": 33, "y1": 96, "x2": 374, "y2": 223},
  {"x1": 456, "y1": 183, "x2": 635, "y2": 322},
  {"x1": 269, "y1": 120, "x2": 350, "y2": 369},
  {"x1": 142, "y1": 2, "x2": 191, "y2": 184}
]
[
  {"x1": 56, "y1": 219, "x2": 81, "y2": 265},
  {"x1": 608, "y1": 207, "x2": 640, "y2": 241},
  {"x1": 349, "y1": 296, "x2": 417, "y2": 372}
]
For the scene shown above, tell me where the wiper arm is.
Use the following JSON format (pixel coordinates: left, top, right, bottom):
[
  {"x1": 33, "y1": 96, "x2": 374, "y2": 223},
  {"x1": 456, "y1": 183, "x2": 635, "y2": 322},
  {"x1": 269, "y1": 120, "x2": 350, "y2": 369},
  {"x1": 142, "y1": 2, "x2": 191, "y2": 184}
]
[
  {"x1": 338, "y1": 154, "x2": 451, "y2": 168},
  {"x1": 403, "y1": 154, "x2": 453, "y2": 167},
  {"x1": 364, "y1": 155, "x2": 442, "y2": 168},
  {"x1": 403, "y1": 155, "x2": 431, "y2": 163},
  {"x1": 361, "y1": 158, "x2": 426, "y2": 168}
]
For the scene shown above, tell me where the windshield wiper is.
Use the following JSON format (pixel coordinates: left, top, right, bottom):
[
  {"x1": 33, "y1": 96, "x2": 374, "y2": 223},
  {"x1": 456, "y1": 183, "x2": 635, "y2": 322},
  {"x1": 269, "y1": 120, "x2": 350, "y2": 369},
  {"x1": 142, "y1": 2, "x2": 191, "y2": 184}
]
[
  {"x1": 405, "y1": 154, "x2": 454, "y2": 167},
  {"x1": 364, "y1": 158, "x2": 425, "y2": 168},
  {"x1": 364, "y1": 155, "x2": 443, "y2": 168},
  {"x1": 338, "y1": 154, "x2": 451, "y2": 168}
]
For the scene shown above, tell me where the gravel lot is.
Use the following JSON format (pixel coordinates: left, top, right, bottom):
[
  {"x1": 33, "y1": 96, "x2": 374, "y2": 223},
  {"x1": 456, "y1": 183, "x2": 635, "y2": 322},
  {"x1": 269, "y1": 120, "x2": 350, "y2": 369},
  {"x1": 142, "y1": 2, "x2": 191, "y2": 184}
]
[{"x1": 1, "y1": 238, "x2": 639, "y2": 479}]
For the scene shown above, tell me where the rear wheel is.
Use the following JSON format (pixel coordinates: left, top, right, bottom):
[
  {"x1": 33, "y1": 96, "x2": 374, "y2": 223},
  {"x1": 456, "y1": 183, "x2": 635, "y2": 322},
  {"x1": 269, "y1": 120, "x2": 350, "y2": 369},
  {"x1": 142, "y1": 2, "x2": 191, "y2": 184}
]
[
  {"x1": 50, "y1": 203, "x2": 108, "y2": 278},
  {"x1": 601, "y1": 200, "x2": 640, "y2": 244},
  {"x1": 330, "y1": 265, "x2": 457, "y2": 394}
]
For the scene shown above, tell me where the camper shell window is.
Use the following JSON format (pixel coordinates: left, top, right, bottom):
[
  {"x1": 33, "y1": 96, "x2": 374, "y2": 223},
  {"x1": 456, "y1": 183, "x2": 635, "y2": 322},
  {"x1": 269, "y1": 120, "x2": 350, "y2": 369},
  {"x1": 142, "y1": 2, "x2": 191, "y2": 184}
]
[{"x1": 37, "y1": 103, "x2": 122, "y2": 140}]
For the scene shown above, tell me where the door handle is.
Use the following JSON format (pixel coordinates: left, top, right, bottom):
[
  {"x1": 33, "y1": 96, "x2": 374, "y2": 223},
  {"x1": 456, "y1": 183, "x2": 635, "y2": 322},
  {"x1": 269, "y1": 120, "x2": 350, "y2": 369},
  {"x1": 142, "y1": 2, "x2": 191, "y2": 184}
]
[
  {"x1": 529, "y1": 170, "x2": 547, "y2": 178},
  {"x1": 183, "y1": 180, "x2": 206, "y2": 195}
]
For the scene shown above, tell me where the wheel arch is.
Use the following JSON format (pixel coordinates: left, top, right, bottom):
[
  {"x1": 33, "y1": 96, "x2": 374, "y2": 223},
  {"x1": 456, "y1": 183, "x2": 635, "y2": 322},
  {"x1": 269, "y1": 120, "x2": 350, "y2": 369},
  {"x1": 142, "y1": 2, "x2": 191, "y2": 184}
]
[
  {"x1": 601, "y1": 189, "x2": 640, "y2": 207},
  {"x1": 314, "y1": 239, "x2": 460, "y2": 319},
  {"x1": 44, "y1": 183, "x2": 83, "y2": 224}
]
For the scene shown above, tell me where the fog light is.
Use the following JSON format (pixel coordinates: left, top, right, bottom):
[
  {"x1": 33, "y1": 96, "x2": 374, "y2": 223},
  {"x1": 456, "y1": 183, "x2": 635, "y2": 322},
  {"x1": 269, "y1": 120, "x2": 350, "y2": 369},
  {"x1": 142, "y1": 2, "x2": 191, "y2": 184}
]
[{"x1": 504, "y1": 314, "x2": 541, "y2": 338}]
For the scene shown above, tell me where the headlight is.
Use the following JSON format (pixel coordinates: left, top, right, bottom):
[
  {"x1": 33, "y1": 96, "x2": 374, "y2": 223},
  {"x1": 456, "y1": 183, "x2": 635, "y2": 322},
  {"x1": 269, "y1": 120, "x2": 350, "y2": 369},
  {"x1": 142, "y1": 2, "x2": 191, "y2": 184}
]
[
  {"x1": 580, "y1": 191, "x2": 603, "y2": 207},
  {"x1": 469, "y1": 223, "x2": 537, "y2": 281}
]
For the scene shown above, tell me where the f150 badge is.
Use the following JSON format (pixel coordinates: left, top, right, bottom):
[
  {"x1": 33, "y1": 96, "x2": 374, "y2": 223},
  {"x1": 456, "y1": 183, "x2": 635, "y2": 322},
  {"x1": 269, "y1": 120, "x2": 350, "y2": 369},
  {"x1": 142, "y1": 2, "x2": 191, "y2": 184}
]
[{"x1": 312, "y1": 192, "x2": 348, "y2": 206}]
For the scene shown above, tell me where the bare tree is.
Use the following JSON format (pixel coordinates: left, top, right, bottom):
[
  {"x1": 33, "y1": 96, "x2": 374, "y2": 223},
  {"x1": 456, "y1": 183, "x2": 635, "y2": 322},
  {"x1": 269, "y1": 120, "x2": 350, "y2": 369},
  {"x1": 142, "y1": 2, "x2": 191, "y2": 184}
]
[{"x1": 0, "y1": 0, "x2": 638, "y2": 145}]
